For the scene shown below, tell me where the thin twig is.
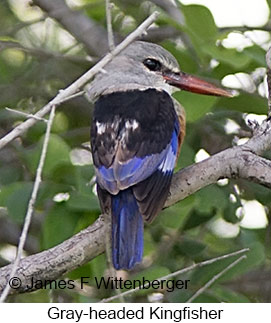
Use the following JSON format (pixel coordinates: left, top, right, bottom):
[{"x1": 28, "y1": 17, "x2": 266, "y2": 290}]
[
  {"x1": 57, "y1": 90, "x2": 85, "y2": 104},
  {"x1": 105, "y1": 0, "x2": 115, "y2": 51},
  {"x1": 219, "y1": 25, "x2": 271, "y2": 33},
  {"x1": 0, "y1": 105, "x2": 56, "y2": 303},
  {"x1": 265, "y1": 47, "x2": 271, "y2": 118},
  {"x1": 5, "y1": 107, "x2": 48, "y2": 123},
  {"x1": 0, "y1": 11, "x2": 160, "y2": 151},
  {"x1": 150, "y1": 0, "x2": 185, "y2": 25},
  {"x1": 100, "y1": 248, "x2": 249, "y2": 303},
  {"x1": 186, "y1": 255, "x2": 247, "y2": 303}
]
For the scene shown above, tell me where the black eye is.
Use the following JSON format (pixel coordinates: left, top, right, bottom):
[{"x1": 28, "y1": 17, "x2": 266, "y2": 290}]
[{"x1": 143, "y1": 58, "x2": 161, "y2": 71}]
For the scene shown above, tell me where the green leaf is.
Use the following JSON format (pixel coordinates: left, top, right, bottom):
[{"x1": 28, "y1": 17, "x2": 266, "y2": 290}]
[
  {"x1": 204, "y1": 232, "x2": 237, "y2": 254},
  {"x1": 187, "y1": 293, "x2": 219, "y2": 303},
  {"x1": 195, "y1": 185, "x2": 227, "y2": 213},
  {"x1": 6, "y1": 182, "x2": 33, "y2": 223},
  {"x1": 88, "y1": 253, "x2": 107, "y2": 285},
  {"x1": 24, "y1": 134, "x2": 71, "y2": 177},
  {"x1": 51, "y1": 112, "x2": 69, "y2": 133},
  {"x1": 160, "y1": 195, "x2": 195, "y2": 229},
  {"x1": 176, "y1": 141, "x2": 195, "y2": 169},
  {"x1": 248, "y1": 182, "x2": 271, "y2": 205},
  {"x1": 68, "y1": 262, "x2": 92, "y2": 281},
  {"x1": 223, "y1": 200, "x2": 241, "y2": 224},
  {"x1": 181, "y1": 4, "x2": 218, "y2": 63},
  {"x1": 0, "y1": 182, "x2": 24, "y2": 206},
  {"x1": 0, "y1": 165, "x2": 21, "y2": 185},
  {"x1": 67, "y1": 191, "x2": 99, "y2": 212},
  {"x1": 84, "y1": 1, "x2": 105, "y2": 23},
  {"x1": 183, "y1": 208, "x2": 216, "y2": 231},
  {"x1": 0, "y1": 55, "x2": 13, "y2": 82},
  {"x1": 0, "y1": 181, "x2": 59, "y2": 223},
  {"x1": 218, "y1": 93, "x2": 267, "y2": 114},
  {"x1": 176, "y1": 238, "x2": 206, "y2": 258},
  {"x1": 143, "y1": 229, "x2": 156, "y2": 256},
  {"x1": 14, "y1": 289, "x2": 52, "y2": 303},
  {"x1": 42, "y1": 204, "x2": 81, "y2": 249},
  {"x1": 243, "y1": 45, "x2": 266, "y2": 66},
  {"x1": 211, "y1": 286, "x2": 250, "y2": 302},
  {"x1": 167, "y1": 288, "x2": 191, "y2": 303},
  {"x1": 202, "y1": 44, "x2": 251, "y2": 69},
  {"x1": 162, "y1": 42, "x2": 199, "y2": 74},
  {"x1": 182, "y1": 5, "x2": 218, "y2": 42},
  {"x1": 212, "y1": 61, "x2": 245, "y2": 79},
  {"x1": 174, "y1": 91, "x2": 218, "y2": 122}
]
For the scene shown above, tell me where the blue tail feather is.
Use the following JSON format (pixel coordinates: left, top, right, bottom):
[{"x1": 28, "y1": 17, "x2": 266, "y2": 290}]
[{"x1": 111, "y1": 189, "x2": 143, "y2": 270}]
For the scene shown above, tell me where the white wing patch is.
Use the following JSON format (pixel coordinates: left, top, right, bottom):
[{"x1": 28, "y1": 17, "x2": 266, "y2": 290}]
[
  {"x1": 96, "y1": 118, "x2": 122, "y2": 135},
  {"x1": 125, "y1": 119, "x2": 139, "y2": 131},
  {"x1": 158, "y1": 145, "x2": 176, "y2": 173},
  {"x1": 96, "y1": 121, "x2": 106, "y2": 135}
]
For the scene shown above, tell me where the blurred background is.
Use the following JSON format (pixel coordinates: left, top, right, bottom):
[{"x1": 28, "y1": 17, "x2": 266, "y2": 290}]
[{"x1": 0, "y1": 0, "x2": 270, "y2": 302}]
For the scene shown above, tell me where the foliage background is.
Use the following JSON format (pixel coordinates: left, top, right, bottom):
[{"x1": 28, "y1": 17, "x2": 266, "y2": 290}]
[{"x1": 0, "y1": 0, "x2": 270, "y2": 302}]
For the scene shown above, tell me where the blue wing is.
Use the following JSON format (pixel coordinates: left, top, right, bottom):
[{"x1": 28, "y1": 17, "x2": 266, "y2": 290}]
[
  {"x1": 96, "y1": 142, "x2": 170, "y2": 194},
  {"x1": 91, "y1": 89, "x2": 181, "y2": 269},
  {"x1": 91, "y1": 88, "x2": 180, "y2": 220},
  {"x1": 133, "y1": 120, "x2": 179, "y2": 222},
  {"x1": 96, "y1": 120, "x2": 179, "y2": 221}
]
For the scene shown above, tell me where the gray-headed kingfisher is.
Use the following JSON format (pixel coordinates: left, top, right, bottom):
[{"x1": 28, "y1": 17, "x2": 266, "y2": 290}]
[{"x1": 85, "y1": 41, "x2": 231, "y2": 270}]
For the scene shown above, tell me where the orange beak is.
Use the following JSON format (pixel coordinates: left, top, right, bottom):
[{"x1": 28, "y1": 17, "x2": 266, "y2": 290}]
[{"x1": 163, "y1": 71, "x2": 232, "y2": 97}]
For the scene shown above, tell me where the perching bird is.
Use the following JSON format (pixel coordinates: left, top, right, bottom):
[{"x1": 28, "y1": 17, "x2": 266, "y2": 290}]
[{"x1": 86, "y1": 41, "x2": 231, "y2": 270}]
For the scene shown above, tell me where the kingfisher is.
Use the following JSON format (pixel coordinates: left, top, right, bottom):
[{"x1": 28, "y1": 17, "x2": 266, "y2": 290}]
[{"x1": 86, "y1": 41, "x2": 231, "y2": 270}]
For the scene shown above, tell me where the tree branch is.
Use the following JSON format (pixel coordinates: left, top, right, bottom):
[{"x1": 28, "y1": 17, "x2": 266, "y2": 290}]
[
  {"x1": 105, "y1": 0, "x2": 115, "y2": 51},
  {"x1": 0, "y1": 217, "x2": 106, "y2": 294},
  {"x1": 142, "y1": 25, "x2": 180, "y2": 43},
  {"x1": 150, "y1": 0, "x2": 185, "y2": 25},
  {"x1": 219, "y1": 25, "x2": 271, "y2": 33},
  {"x1": 266, "y1": 47, "x2": 271, "y2": 117},
  {"x1": 167, "y1": 120, "x2": 271, "y2": 207},
  {"x1": 0, "y1": 120, "x2": 270, "y2": 295},
  {"x1": 32, "y1": 0, "x2": 110, "y2": 56}
]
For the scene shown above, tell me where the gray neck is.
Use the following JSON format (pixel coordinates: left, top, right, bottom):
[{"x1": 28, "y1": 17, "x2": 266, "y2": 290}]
[{"x1": 84, "y1": 56, "x2": 172, "y2": 102}]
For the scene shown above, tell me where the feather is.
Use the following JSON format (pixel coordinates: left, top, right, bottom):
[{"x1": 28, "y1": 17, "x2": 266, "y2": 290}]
[
  {"x1": 91, "y1": 89, "x2": 182, "y2": 270},
  {"x1": 111, "y1": 189, "x2": 143, "y2": 269}
]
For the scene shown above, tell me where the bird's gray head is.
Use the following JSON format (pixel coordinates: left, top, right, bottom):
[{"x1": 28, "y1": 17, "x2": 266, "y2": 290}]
[
  {"x1": 85, "y1": 41, "x2": 180, "y2": 101},
  {"x1": 85, "y1": 41, "x2": 231, "y2": 102},
  {"x1": 121, "y1": 41, "x2": 179, "y2": 74}
]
